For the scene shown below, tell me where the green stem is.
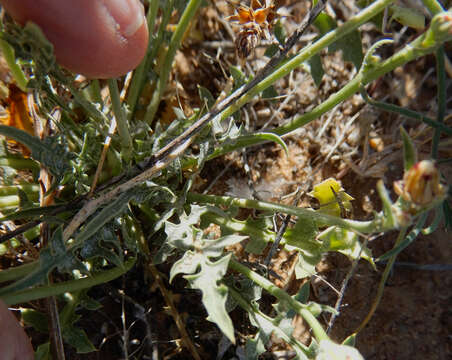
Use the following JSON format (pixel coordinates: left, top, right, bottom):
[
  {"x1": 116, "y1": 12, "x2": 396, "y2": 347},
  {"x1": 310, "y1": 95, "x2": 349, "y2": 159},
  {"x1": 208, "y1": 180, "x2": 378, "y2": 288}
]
[
  {"x1": 0, "y1": 184, "x2": 40, "y2": 196},
  {"x1": 421, "y1": 0, "x2": 444, "y2": 15},
  {"x1": 209, "y1": 3, "x2": 446, "y2": 159},
  {"x1": 144, "y1": 0, "x2": 202, "y2": 124},
  {"x1": 127, "y1": 0, "x2": 160, "y2": 118},
  {"x1": 0, "y1": 157, "x2": 39, "y2": 171},
  {"x1": 216, "y1": 0, "x2": 396, "y2": 123},
  {"x1": 108, "y1": 78, "x2": 133, "y2": 162},
  {"x1": 355, "y1": 227, "x2": 407, "y2": 333},
  {"x1": 203, "y1": 212, "x2": 275, "y2": 244},
  {"x1": 361, "y1": 89, "x2": 452, "y2": 135},
  {"x1": 1, "y1": 258, "x2": 135, "y2": 305},
  {"x1": 86, "y1": 79, "x2": 102, "y2": 104},
  {"x1": 0, "y1": 261, "x2": 39, "y2": 284},
  {"x1": 0, "y1": 39, "x2": 28, "y2": 91},
  {"x1": 229, "y1": 259, "x2": 329, "y2": 342},
  {"x1": 187, "y1": 192, "x2": 379, "y2": 233},
  {"x1": 431, "y1": 45, "x2": 445, "y2": 159}
]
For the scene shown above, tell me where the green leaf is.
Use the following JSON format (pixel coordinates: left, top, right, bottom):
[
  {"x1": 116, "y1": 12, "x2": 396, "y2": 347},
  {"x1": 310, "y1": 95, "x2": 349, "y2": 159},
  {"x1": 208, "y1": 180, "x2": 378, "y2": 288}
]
[
  {"x1": 21, "y1": 308, "x2": 49, "y2": 333},
  {"x1": 35, "y1": 342, "x2": 51, "y2": 360},
  {"x1": 0, "y1": 227, "x2": 84, "y2": 296},
  {"x1": 261, "y1": 85, "x2": 278, "y2": 100},
  {"x1": 314, "y1": 12, "x2": 363, "y2": 69},
  {"x1": 284, "y1": 217, "x2": 322, "y2": 279},
  {"x1": 297, "y1": 281, "x2": 310, "y2": 304},
  {"x1": 273, "y1": 20, "x2": 286, "y2": 44},
  {"x1": 400, "y1": 126, "x2": 417, "y2": 171},
  {"x1": 75, "y1": 189, "x2": 139, "y2": 244},
  {"x1": 164, "y1": 205, "x2": 209, "y2": 251},
  {"x1": 168, "y1": 215, "x2": 246, "y2": 343},
  {"x1": 318, "y1": 226, "x2": 374, "y2": 267},
  {"x1": 197, "y1": 85, "x2": 215, "y2": 109},
  {"x1": 184, "y1": 253, "x2": 236, "y2": 343},
  {"x1": 245, "y1": 300, "x2": 309, "y2": 360},
  {"x1": 389, "y1": 5, "x2": 425, "y2": 29},
  {"x1": 63, "y1": 325, "x2": 96, "y2": 353},
  {"x1": 245, "y1": 311, "x2": 275, "y2": 360},
  {"x1": 284, "y1": 217, "x2": 318, "y2": 249},
  {"x1": 80, "y1": 224, "x2": 124, "y2": 267},
  {"x1": 252, "y1": 132, "x2": 289, "y2": 157},
  {"x1": 342, "y1": 333, "x2": 357, "y2": 347},
  {"x1": 329, "y1": 29, "x2": 363, "y2": 69},
  {"x1": 264, "y1": 43, "x2": 279, "y2": 57},
  {"x1": 229, "y1": 65, "x2": 246, "y2": 89},
  {"x1": 295, "y1": 251, "x2": 321, "y2": 278},
  {"x1": 307, "y1": 53, "x2": 324, "y2": 87}
]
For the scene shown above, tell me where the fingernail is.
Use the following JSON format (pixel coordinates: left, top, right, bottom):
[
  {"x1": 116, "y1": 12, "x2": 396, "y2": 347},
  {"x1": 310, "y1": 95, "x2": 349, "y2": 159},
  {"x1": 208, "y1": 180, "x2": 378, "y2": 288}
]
[{"x1": 104, "y1": 0, "x2": 145, "y2": 37}]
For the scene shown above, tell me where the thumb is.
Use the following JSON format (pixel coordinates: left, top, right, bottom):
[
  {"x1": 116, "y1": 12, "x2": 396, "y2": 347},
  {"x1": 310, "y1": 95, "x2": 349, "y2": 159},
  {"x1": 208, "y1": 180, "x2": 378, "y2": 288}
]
[{"x1": 1, "y1": 0, "x2": 149, "y2": 78}]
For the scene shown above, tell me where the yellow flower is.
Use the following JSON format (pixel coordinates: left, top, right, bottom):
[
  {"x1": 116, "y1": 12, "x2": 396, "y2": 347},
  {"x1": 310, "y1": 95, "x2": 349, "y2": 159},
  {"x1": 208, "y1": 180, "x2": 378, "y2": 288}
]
[{"x1": 309, "y1": 178, "x2": 354, "y2": 218}]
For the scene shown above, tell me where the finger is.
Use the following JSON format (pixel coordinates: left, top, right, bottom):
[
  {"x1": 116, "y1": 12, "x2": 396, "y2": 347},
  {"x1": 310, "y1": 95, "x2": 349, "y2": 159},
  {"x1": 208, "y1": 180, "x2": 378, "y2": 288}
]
[
  {"x1": 0, "y1": 300, "x2": 34, "y2": 360},
  {"x1": 1, "y1": 0, "x2": 149, "y2": 78}
]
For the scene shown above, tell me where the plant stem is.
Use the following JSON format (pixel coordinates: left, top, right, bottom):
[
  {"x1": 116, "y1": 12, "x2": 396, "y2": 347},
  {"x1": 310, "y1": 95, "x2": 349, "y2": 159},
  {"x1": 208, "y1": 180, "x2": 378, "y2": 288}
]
[
  {"x1": 0, "y1": 261, "x2": 38, "y2": 283},
  {"x1": 209, "y1": 6, "x2": 445, "y2": 159},
  {"x1": 355, "y1": 212, "x2": 427, "y2": 333},
  {"x1": 144, "y1": 0, "x2": 202, "y2": 124},
  {"x1": 0, "y1": 184, "x2": 39, "y2": 196},
  {"x1": 187, "y1": 192, "x2": 379, "y2": 233},
  {"x1": 421, "y1": 0, "x2": 444, "y2": 15},
  {"x1": 1, "y1": 258, "x2": 136, "y2": 305},
  {"x1": 86, "y1": 79, "x2": 102, "y2": 104},
  {"x1": 0, "y1": 157, "x2": 39, "y2": 171},
  {"x1": 127, "y1": 0, "x2": 160, "y2": 118},
  {"x1": 216, "y1": 0, "x2": 396, "y2": 122},
  {"x1": 229, "y1": 259, "x2": 329, "y2": 342},
  {"x1": 360, "y1": 89, "x2": 452, "y2": 135},
  {"x1": 108, "y1": 78, "x2": 133, "y2": 162},
  {"x1": 431, "y1": 45, "x2": 445, "y2": 159}
]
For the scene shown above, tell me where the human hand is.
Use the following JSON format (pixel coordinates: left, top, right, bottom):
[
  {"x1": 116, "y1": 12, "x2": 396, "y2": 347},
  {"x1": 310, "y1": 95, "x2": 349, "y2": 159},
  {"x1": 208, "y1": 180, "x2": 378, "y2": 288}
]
[
  {"x1": 1, "y1": 0, "x2": 149, "y2": 78},
  {"x1": 0, "y1": 299, "x2": 34, "y2": 360}
]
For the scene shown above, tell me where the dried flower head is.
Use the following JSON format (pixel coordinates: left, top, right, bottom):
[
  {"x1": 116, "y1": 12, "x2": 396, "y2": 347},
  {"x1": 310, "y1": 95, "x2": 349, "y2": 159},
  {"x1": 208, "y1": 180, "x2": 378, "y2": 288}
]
[
  {"x1": 227, "y1": 0, "x2": 277, "y2": 59},
  {"x1": 394, "y1": 160, "x2": 448, "y2": 207}
]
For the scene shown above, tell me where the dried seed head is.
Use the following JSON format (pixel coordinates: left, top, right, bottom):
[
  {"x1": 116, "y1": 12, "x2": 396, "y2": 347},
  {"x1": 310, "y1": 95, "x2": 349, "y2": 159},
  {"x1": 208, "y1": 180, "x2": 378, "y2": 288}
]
[
  {"x1": 235, "y1": 24, "x2": 261, "y2": 59},
  {"x1": 227, "y1": 0, "x2": 278, "y2": 59}
]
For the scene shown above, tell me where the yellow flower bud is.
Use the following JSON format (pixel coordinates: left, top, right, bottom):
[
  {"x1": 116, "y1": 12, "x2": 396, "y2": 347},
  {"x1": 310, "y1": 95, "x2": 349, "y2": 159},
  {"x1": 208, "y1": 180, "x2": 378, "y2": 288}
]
[{"x1": 394, "y1": 160, "x2": 447, "y2": 207}]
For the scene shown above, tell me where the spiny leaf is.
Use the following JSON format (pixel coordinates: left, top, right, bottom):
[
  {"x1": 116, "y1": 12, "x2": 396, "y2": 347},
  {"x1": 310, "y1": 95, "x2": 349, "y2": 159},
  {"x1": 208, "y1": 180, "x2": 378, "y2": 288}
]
[
  {"x1": 168, "y1": 219, "x2": 246, "y2": 343},
  {"x1": 0, "y1": 227, "x2": 85, "y2": 296},
  {"x1": 184, "y1": 253, "x2": 236, "y2": 343},
  {"x1": 0, "y1": 125, "x2": 73, "y2": 185}
]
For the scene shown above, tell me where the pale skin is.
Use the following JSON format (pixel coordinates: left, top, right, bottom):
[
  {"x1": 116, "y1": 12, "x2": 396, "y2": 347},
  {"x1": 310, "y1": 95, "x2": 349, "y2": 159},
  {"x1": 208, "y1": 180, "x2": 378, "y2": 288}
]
[{"x1": 0, "y1": 0, "x2": 149, "y2": 358}]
